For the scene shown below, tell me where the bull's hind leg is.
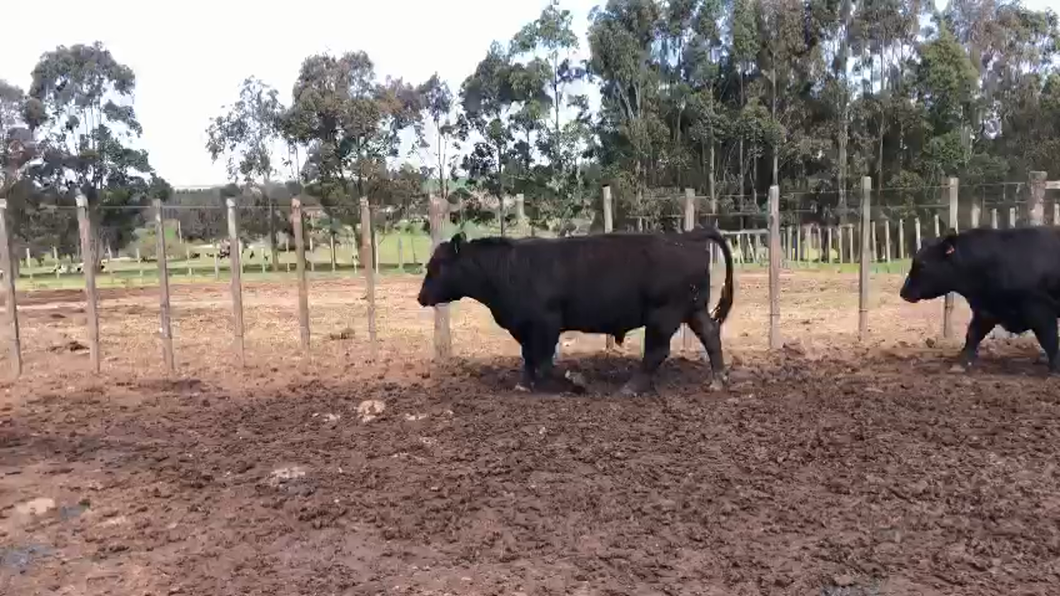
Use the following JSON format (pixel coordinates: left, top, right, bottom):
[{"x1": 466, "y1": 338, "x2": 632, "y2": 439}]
[
  {"x1": 686, "y1": 309, "x2": 727, "y2": 391},
  {"x1": 620, "y1": 312, "x2": 681, "y2": 397},
  {"x1": 1026, "y1": 305, "x2": 1060, "y2": 374}
]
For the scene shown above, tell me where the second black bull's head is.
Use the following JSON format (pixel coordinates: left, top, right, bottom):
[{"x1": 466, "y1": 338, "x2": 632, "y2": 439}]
[{"x1": 900, "y1": 229, "x2": 962, "y2": 303}]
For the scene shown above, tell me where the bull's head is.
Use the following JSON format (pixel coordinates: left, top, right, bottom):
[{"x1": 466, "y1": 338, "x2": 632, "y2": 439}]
[
  {"x1": 417, "y1": 232, "x2": 468, "y2": 307},
  {"x1": 900, "y1": 230, "x2": 961, "y2": 303}
]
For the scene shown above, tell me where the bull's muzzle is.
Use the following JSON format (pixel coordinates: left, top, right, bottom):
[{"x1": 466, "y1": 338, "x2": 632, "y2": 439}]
[
  {"x1": 899, "y1": 279, "x2": 918, "y2": 303},
  {"x1": 417, "y1": 289, "x2": 436, "y2": 307}
]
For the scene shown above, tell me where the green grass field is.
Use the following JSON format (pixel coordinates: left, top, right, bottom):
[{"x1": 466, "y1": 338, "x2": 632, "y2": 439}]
[{"x1": 11, "y1": 227, "x2": 912, "y2": 292}]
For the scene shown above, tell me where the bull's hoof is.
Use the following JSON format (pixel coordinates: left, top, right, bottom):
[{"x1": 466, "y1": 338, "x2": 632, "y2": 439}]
[
  {"x1": 948, "y1": 363, "x2": 968, "y2": 374},
  {"x1": 564, "y1": 370, "x2": 588, "y2": 391},
  {"x1": 618, "y1": 379, "x2": 652, "y2": 397},
  {"x1": 708, "y1": 378, "x2": 726, "y2": 392},
  {"x1": 514, "y1": 383, "x2": 533, "y2": 393}
]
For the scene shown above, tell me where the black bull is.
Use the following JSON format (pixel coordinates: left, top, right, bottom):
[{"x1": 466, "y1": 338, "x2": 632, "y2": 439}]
[
  {"x1": 417, "y1": 227, "x2": 735, "y2": 395},
  {"x1": 900, "y1": 226, "x2": 1060, "y2": 373}
]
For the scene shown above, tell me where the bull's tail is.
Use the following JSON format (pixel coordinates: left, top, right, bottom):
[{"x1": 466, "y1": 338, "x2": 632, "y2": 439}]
[{"x1": 686, "y1": 226, "x2": 734, "y2": 325}]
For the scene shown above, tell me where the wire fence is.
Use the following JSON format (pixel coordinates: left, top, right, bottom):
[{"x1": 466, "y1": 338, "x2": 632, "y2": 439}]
[{"x1": 0, "y1": 172, "x2": 1057, "y2": 377}]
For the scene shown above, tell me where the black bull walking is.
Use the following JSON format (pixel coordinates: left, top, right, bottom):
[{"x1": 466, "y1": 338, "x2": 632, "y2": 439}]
[
  {"x1": 417, "y1": 227, "x2": 735, "y2": 395},
  {"x1": 900, "y1": 226, "x2": 1060, "y2": 373}
]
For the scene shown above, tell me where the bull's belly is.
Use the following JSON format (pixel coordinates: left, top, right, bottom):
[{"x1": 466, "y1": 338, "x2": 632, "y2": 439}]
[{"x1": 560, "y1": 312, "x2": 646, "y2": 335}]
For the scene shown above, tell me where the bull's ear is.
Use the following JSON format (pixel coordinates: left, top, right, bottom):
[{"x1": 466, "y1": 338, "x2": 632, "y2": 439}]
[
  {"x1": 941, "y1": 229, "x2": 958, "y2": 256},
  {"x1": 450, "y1": 231, "x2": 466, "y2": 255}
]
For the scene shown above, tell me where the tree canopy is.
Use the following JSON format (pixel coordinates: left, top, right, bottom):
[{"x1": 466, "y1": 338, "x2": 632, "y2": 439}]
[{"x1": 2, "y1": 0, "x2": 1059, "y2": 254}]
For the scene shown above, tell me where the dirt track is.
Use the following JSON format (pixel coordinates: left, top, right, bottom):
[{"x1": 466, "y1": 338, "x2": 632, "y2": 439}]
[{"x1": 3, "y1": 272, "x2": 1060, "y2": 595}]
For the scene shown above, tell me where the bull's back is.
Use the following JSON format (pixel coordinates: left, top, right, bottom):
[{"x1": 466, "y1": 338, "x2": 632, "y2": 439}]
[
  {"x1": 961, "y1": 227, "x2": 1060, "y2": 308},
  {"x1": 514, "y1": 234, "x2": 709, "y2": 332}
]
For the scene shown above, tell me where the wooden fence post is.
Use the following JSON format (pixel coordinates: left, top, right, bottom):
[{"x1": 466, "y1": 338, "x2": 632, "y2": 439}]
[
  {"x1": 0, "y1": 200, "x2": 22, "y2": 377},
  {"x1": 914, "y1": 217, "x2": 922, "y2": 251},
  {"x1": 53, "y1": 246, "x2": 59, "y2": 279},
  {"x1": 897, "y1": 219, "x2": 905, "y2": 260},
  {"x1": 429, "y1": 195, "x2": 451, "y2": 361},
  {"x1": 153, "y1": 199, "x2": 175, "y2": 372},
  {"x1": 769, "y1": 185, "x2": 781, "y2": 350},
  {"x1": 226, "y1": 198, "x2": 245, "y2": 366},
  {"x1": 970, "y1": 201, "x2": 981, "y2": 229},
  {"x1": 943, "y1": 177, "x2": 958, "y2": 339},
  {"x1": 883, "y1": 220, "x2": 891, "y2": 262},
  {"x1": 186, "y1": 248, "x2": 192, "y2": 278},
  {"x1": 360, "y1": 197, "x2": 377, "y2": 358},
  {"x1": 292, "y1": 198, "x2": 310, "y2": 352},
  {"x1": 329, "y1": 232, "x2": 337, "y2": 272},
  {"x1": 75, "y1": 194, "x2": 101, "y2": 372},
  {"x1": 1029, "y1": 171, "x2": 1046, "y2": 226},
  {"x1": 859, "y1": 177, "x2": 871, "y2": 342},
  {"x1": 991, "y1": 208, "x2": 999, "y2": 229},
  {"x1": 681, "y1": 187, "x2": 695, "y2": 352},
  {"x1": 603, "y1": 186, "x2": 615, "y2": 352}
]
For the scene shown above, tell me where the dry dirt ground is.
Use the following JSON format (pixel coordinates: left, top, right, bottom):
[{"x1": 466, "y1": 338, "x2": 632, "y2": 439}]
[{"x1": 3, "y1": 270, "x2": 1060, "y2": 595}]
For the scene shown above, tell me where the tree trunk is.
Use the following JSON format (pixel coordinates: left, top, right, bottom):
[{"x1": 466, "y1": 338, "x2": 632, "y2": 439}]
[
  {"x1": 838, "y1": 113, "x2": 849, "y2": 223},
  {"x1": 708, "y1": 141, "x2": 716, "y2": 214},
  {"x1": 772, "y1": 65, "x2": 779, "y2": 186},
  {"x1": 877, "y1": 45, "x2": 886, "y2": 191}
]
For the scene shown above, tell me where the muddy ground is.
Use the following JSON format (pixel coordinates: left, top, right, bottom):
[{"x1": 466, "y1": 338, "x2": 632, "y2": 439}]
[{"x1": 2, "y1": 271, "x2": 1060, "y2": 595}]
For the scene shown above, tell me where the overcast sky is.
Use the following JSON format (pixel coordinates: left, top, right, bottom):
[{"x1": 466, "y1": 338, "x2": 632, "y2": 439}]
[{"x1": 1, "y1": 0, "x2": 1054, "y2": 188}]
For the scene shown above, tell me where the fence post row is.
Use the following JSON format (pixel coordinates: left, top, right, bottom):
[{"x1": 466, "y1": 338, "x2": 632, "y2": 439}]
[
  {"x1": 292, "y1": 198, "x2": 310, "y2": 352},
  {"x1": 768, "y1": 185, "x2": 781, "y2": 350},
  {"x1": 428, "y1": 195, "x2": 452, "y2": 361},
  {"x1": 359, "y1": 197, "x2": 377, "y2": 359},
  {"x1": 0, "y1": 200, "x2": 21, "y2": 377},
  {"x1": 154, "y1": 199, "x2": 175, "y2": 372},
  {"x1": 226, "y1": 198, "x2": 246, "y2": 367},
  {"x1": 858, "y1": 177, "x2": 871, "y2": 342},
  {"x1": 75, "y1": 194, "x2": 101, "y2": 372}
]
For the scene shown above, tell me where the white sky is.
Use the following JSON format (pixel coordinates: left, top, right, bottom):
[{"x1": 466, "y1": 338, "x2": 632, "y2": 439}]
[{"x1": 1, "y1": 0, "x2": 1055, "y2": 187}]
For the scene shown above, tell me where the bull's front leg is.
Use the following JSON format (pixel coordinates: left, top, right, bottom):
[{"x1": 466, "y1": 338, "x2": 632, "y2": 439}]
[
  {"x1": 953, "y1": 311, "x2": 998, "y2": 372},
  {"x1": 620, "y1": 316, "x2": 678, "y2": 397},
  {"x1": 515, "y1": 340, "x2": 540, "y2": 392}
]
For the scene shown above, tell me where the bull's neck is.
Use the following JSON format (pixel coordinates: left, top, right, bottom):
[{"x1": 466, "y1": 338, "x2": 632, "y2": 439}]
[{"x1": 458, "y1": 252, "x2": 508, "y2": 307}]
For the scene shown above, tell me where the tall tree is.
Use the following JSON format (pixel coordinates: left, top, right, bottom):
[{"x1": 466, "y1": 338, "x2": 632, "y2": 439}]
[
  {"x1": 459, "y1": 42, "x2": 520, "y2": 234},
  {"x1": 588, "y1": 0, "x2": 665, "y2": 220},
  {"x1": 23, "y1": 42, "x2": 164, "y2": 259},
  {"x1": 282, "y1": 51, "x2": 422, "y2": 226},
  {"x1": 206, "y1": 76, "x2": 286, "y2": 269},
  {"x1": 416, "y1": 74, "x2": 461, "y2": 202},
  {"x1": 510, "y1": 0, "x2": 588, "y2": 223}
]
